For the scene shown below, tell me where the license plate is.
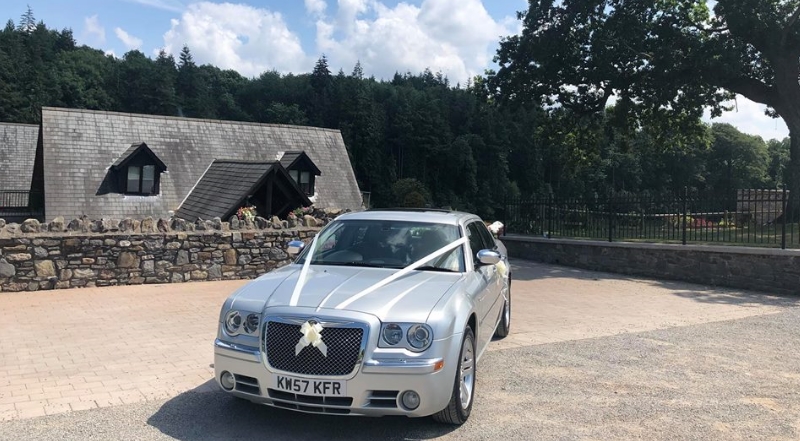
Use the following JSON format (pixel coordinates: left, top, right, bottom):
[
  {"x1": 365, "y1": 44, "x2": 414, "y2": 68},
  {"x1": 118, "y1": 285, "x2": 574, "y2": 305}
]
[{"x1": 272, "y1": 375, "x2": 347, "y2": 396}]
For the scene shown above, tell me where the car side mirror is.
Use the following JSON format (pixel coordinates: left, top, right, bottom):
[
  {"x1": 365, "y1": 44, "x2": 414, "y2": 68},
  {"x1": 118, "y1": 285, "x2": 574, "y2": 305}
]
[
  {"x1": 287, "y1": 240, "x2": 305, "y2": 256},
  {"x1": 476, "y1": 249, "x2": 501, "y2": 266}
]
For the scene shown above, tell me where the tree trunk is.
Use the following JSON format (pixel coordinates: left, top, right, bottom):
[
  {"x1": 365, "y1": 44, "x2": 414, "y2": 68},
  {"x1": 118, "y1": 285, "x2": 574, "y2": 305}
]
[{"x1": 787, "y1": 130, "x2": 800, "y2": 222}]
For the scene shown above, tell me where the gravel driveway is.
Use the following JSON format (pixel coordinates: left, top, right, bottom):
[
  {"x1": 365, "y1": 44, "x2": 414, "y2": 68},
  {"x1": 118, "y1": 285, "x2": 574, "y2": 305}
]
[{"x1": 1, "y1": 260, "x2": 798, "y2": 441}]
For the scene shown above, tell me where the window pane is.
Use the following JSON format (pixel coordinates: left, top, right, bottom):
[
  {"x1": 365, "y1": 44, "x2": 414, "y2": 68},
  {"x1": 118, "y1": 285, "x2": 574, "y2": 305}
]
[
  {"x1": 127, "y1": 166, "x2": 140, "y2": 193},
  {"x1": 475, "y1": 222, "x2": 496, "y2": 249},
  {"x1": 300, "y1": 171, "x2": 313, "y2": 194},
  {"x1": 290, "y1": 170, "x2": 299, "y2": 182},
  {"x1": 142, "y1": 165, "x2": 155, "y2": 194},
  {"x1": 467, "y1": 223, "x2": 485, "y2": 257}
]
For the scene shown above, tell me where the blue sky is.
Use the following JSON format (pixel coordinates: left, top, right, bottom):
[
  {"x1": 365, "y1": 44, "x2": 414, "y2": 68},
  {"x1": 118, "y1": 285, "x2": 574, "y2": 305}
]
[{"x1": 2, "y1": 0, "x2": 789, "y2": 141}]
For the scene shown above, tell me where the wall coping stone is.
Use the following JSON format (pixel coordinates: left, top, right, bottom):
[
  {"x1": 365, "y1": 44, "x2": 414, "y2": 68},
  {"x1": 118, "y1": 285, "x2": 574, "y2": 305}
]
[{"x1": 502, "y1": 235, "x2": 800, "y2": 257}]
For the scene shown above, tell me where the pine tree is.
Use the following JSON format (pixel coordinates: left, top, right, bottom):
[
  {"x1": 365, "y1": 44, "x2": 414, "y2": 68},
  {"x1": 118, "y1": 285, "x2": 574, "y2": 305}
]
[
  {"x1": 351, "y1": 61, "x2": 364, "y2": 80},
  {"x1": 308, "y1": 55, "x2": 334, "y2": 127},
  {"x1": 18, "y1": 5, "x2": 35, "y2": 33}
]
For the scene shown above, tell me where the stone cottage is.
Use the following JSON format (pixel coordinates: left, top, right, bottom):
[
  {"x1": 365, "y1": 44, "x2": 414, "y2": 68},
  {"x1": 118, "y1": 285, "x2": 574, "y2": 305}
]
[{"x1": 20, "y1": 107, "x2": 362, "y2": 221}]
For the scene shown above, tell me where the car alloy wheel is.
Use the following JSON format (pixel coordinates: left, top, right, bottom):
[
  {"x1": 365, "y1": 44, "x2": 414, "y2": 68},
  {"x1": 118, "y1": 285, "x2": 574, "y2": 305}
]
[
  {"x1": 432, "y1": 326, "x2": 475, "y2": 425},
  {"x1": 459, "y1": 333, "x2": 475, "y2": 409}
]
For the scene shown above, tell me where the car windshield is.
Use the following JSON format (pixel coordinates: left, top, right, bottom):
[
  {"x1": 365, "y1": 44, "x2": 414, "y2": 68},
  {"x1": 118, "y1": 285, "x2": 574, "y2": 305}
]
[{"x1": 296, "y1": 219, "x2": 465, "y2": 272}]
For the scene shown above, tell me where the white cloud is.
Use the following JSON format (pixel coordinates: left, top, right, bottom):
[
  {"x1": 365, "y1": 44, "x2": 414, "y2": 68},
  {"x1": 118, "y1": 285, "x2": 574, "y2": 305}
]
[
  {"x1": 115, "y1": 27, "x2": 143, "y2": 50},
  {"x1": 161, "y1": 2, "x2": 310, "y2": 77},
  {"x1": 305, "y1": 0, "x2": 327, "y2": 17},
  {"x1": 315, "y1": 0, "x2": 514, "y2": 84},
  {"x1": 127, "y1": 0, "x2": 184, "y2": 13},
  {"x1": 82, "y1": 15, "x2": 106, "y2": 45},
  {"x1": 704, "y1": 95, "x2": 789, "y2": 142}
]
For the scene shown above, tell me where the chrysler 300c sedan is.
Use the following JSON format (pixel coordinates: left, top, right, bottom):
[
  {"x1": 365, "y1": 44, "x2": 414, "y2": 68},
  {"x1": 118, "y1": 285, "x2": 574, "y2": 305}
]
[{"x1": 213, "y1": 209, "x2": 512, "y2": 424}]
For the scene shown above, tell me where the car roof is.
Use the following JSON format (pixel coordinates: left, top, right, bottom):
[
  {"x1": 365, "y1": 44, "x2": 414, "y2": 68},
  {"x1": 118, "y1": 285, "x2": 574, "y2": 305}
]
[{"x1": 335, "y1": 208, "x2": 480, "y2": 226}]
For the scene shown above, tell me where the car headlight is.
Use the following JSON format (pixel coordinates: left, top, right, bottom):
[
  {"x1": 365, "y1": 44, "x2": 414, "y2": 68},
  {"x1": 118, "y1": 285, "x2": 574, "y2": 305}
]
[
  {"x1": 223, "y1": 310, "x2": 260, "y2": 336},
  {"x1": 224, "y1": 311, "x2": 242, "y2": 335},
  {"x1": 407, "y1": 324, "x2": 432, "y2": 351},
  {"x1": 243, "y1": 313, "x2": 260, "y2": 334},
  {"x1": 380, "y1": 323, "x2": 433, "y2": 351},
  {"x1": 382, "y1": 324, "x2": 403, "y2": 345}
]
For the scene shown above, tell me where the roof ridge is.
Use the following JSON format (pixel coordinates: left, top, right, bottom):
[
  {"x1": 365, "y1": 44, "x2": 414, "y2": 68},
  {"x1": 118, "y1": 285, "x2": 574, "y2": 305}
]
[
  {"x1": 212, "y1": 159, "x2": 281, "y2": 164},
  {"x1": 40, "y1": 106, "x2": 342, "y2": 134},
  {"x1": 0, "y1": 121, "x2": 39, "y2": 128}
]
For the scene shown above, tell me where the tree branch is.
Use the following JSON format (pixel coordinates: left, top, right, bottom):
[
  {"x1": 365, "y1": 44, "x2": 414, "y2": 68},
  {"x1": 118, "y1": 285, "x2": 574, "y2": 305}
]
[
  {"x1": 698, "y1": 26, "x2": 729, "y2": 34},
  {"x1": 782, "y1": 6, "x2": 800, "y2": 49},
  {"x1": 720, "y1": 77, "x2": 777, "y2": 107}
]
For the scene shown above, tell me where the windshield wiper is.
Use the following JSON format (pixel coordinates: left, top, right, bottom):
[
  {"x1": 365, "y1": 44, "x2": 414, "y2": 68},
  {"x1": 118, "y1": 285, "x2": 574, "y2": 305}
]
[{"x1": 414, "y1": 265, "x2": 457, "y2": 273}]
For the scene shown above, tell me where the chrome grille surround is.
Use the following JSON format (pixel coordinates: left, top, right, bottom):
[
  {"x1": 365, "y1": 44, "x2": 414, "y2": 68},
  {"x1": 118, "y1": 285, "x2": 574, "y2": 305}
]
[{"x1": 261, "y1": 316, "x2": 369, "y2": 378}]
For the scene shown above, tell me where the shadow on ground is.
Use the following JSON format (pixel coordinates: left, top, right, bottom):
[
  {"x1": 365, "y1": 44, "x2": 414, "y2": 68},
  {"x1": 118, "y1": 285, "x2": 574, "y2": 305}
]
[
  {"x1": 509, "y1": 259, "x2": 800, "y2": 307},
  {"x1": 147, "y1": 381, "x2": 457, "y2": 441}
]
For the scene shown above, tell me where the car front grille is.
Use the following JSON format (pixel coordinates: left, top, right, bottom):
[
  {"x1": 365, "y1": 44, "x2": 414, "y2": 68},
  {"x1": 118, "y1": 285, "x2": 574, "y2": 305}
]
[{"x1": 264, "y1": 320, "x2": 365, "y2": 376}]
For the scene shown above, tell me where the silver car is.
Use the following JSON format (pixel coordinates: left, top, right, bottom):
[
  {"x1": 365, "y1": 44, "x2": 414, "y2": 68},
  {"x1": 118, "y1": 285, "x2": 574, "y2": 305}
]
[{"x1": 213, "y1": 209, "x2": 512, "y2": 424}]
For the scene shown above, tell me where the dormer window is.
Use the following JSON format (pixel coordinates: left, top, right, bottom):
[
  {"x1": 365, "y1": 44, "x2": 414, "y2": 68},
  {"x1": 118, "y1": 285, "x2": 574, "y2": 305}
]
[
  {"x1": 281, "y1": 151, "x2": 321, "y2": 196},
  {"x1": 127, "y1": 165, "x2": 157, "y2": 194},
  {"x1": 289, "y1": 170, "x2": 314, "y2": 195},
  {"x1": 111, "y1": 143, "x2": 167, "y2": 196}
]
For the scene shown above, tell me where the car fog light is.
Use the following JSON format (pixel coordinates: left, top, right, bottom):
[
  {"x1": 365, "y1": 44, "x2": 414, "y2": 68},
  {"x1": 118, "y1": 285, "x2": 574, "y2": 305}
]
[
  {"x1": 220, "y1": 371, "x2": 235, "y2": 391},
  {"x1": 401, "y1": 390, "x2": 420, "y2": 410},
  {"x1": 382, "y1": 324, "x2": 403, "y2": 345}
]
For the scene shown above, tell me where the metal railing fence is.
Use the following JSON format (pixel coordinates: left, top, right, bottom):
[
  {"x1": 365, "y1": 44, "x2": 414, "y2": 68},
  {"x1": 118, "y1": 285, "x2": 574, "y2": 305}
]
[{"x1": 504, "y1": 188, "x2": 796, "y2": 249}]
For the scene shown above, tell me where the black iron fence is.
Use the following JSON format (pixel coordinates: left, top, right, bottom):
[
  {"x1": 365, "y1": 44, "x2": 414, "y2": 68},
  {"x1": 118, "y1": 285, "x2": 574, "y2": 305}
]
[
  {"x1": 0, "y1": 190, "x2": 44, "y2": 222},
  {"x1": 0, "y1": 190, "x2": 32, "y2": 207},
  {"x1": 504, "y1": 188, "x2": 797, "y2": 249}
]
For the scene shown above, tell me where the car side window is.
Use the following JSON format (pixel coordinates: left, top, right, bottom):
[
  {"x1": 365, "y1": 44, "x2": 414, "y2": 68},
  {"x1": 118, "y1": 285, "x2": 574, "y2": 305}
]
[
  {"x1": 475, "y1": 222, "x2": 497, "y2": 250},
  {"x1": 466, "y1": 222, "x2": 488, "y2": 264}
]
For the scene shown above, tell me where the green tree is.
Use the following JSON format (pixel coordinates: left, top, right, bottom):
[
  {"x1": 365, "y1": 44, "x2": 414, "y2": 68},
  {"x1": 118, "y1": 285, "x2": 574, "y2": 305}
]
[
  {"x1": 767, "y1": 137, "x2": 791, "y2": 187},
  {"x1": 265, "y1": 102, "x2": 308, "y2": 125},
  {"x1": 176, "y1": 45, "x2": 210, "y2": 118},
  {"x1": 391, "y1": 178, "x2": 431, "y2": 207},
  {"x1": 309, "y1": 55, "x2": 334, "y2": 127},
  {"x1": 706, "y1": 123, "x2": 769, "y2": 193},
  {"x1": 54, "y1": 47, "x2": 116, "y2": 110},
  {"x1": 0, "y1": 20, "x2": 25, "y2": 121},
  {"x1": 152, "y1": 50, "x2": 178, "y2": 116},
  {"x1": 493, "y1": 0, "x2": 800, "y2": 215},
  {"x1": 17, "y1": 5, "x2": 35, "y2": 33},
  {"x1": 117, "y1": 50, "x2": 159, "y2": 114}
]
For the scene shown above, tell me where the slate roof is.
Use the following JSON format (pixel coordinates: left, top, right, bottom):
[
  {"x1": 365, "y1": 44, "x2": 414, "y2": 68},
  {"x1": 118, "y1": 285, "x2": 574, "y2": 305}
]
[
  {"x1": 112, "y1": 142, "x2": 167, "y2": 170},
  {"x1": 280, "y1": 150, "x2": 322, "y2": 175},
  {"x1": 175, "y1": 160, "x2": 311, "y2": 222},
  {"x1": 0, "y1": 122, "x2": 39, "y2": 191},
  {"x1": 39, "y1": 107, "x2": 363, "y2": 220},
  {"x1": 279, "y1": 151, "x2": 301, "y2": 169}
]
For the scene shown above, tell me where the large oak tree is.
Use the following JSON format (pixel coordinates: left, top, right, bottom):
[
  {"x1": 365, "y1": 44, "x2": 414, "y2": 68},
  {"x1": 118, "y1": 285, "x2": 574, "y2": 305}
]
[{"x1": 492, "y1": 0, "x2": 800, "y2": 214}]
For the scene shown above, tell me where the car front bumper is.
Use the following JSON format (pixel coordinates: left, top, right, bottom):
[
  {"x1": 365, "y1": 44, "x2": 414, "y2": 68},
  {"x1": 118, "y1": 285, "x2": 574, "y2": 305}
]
[{"x1": 213, "y1": 332, "x2": 462, "y2": 418}]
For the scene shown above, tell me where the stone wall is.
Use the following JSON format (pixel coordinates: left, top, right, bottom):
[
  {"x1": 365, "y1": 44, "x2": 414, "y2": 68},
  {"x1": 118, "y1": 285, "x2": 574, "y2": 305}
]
[
  {"x1": 736, "y1": 189, "x2": 789, "y2": 226},
  {"x1": 0, "y1": 226, "x2": 320, "y2": 293},
  {"x1": 502, "y1": 235, "x2": 800, "y2": 296}
]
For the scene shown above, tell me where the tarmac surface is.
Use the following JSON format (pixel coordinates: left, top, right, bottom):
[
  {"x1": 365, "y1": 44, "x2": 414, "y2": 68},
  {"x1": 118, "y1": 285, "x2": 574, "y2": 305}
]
[{"x1": 1, "y1": 260, "x2": 798, "y2": 440}]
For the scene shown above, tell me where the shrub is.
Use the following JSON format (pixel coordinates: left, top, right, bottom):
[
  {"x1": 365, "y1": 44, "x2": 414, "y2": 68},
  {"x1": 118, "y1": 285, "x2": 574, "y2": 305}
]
[{"x1": 237, "y1": 205, "x2": 257, "y2": 221}]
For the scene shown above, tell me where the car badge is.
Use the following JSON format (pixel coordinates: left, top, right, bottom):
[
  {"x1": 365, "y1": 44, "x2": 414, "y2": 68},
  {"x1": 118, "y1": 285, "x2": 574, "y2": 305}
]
[{"x1": 295, "y1": 320, "x2": 327, "y2": 357}]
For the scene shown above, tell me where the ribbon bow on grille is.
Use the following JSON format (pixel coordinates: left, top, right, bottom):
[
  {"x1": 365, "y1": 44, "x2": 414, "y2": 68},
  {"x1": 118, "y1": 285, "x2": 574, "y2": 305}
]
[{"x1": 295, "y1": 321, "x2": 328, "y2": 357}]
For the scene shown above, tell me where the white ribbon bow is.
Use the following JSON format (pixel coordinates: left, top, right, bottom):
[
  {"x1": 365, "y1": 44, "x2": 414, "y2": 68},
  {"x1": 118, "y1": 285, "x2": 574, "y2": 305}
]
[{"x1": 295, "y1": 321, "x2": 327, "y2": 357}]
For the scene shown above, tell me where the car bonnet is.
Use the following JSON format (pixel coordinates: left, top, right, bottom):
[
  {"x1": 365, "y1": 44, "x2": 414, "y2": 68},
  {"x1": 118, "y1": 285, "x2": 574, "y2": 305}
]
[{"x1": 233, "y1": 265, "x2": 464, "y2": 322}]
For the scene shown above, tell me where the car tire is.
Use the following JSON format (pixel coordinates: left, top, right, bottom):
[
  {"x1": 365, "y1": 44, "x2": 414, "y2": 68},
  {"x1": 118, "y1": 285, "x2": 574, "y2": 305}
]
[
  {"x1": 432, "y1": 326, "x2": 475, "y2": 425},
  {"x1": 493, "y1": 275, "x2": 511, "y2": 338}
]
